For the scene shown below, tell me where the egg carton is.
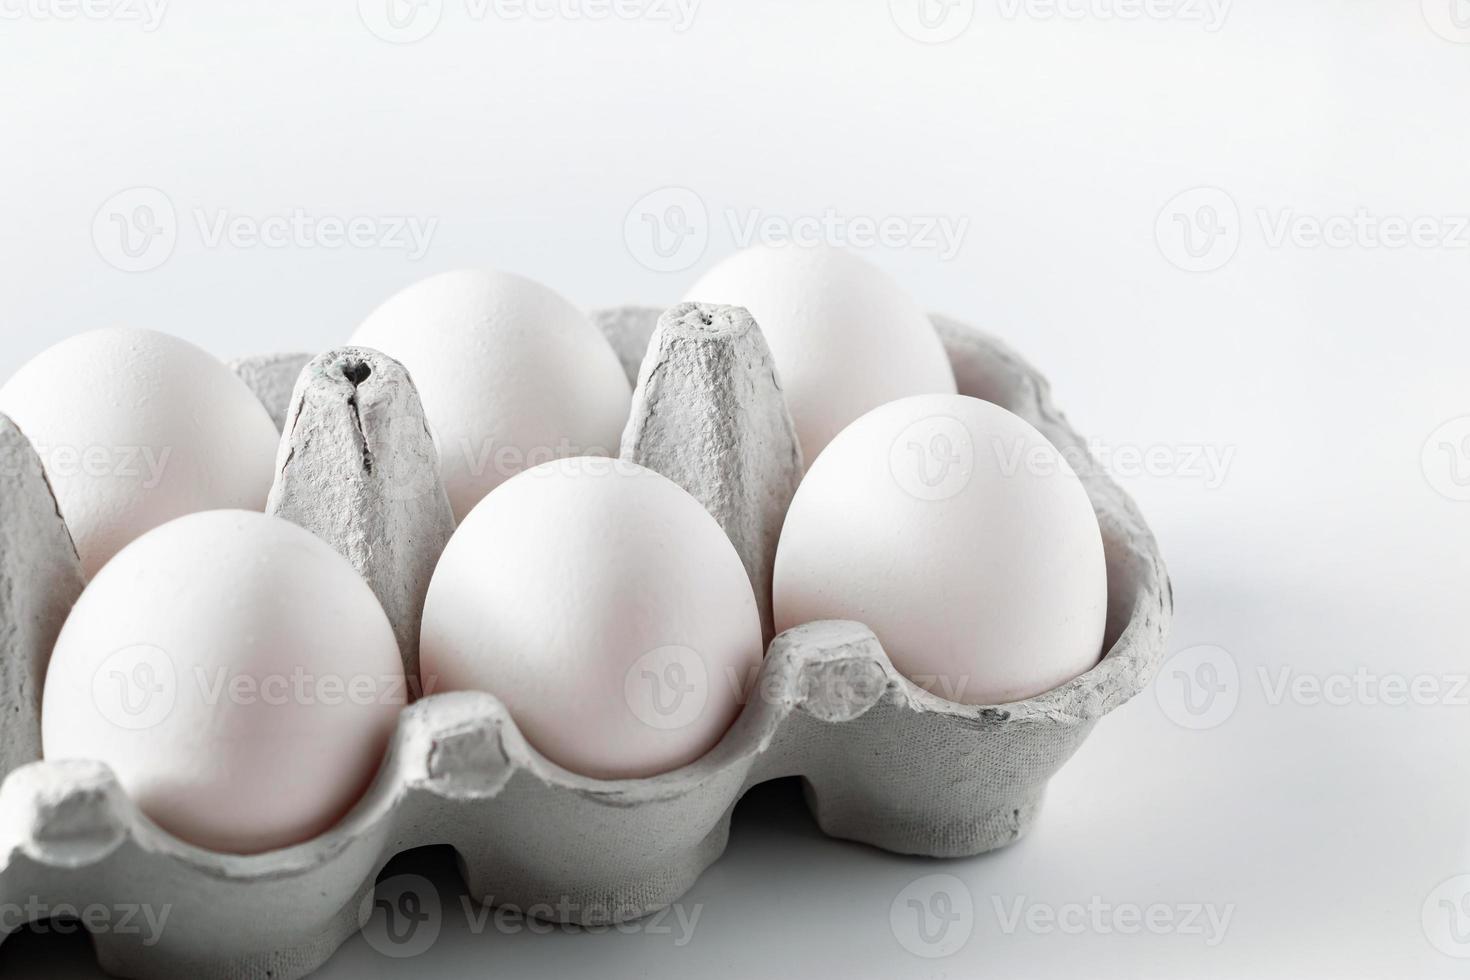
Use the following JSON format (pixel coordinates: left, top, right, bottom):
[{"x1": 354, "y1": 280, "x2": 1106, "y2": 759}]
[{"x1": 0, "y1": 305, "x2": 1171, "y2": 980}]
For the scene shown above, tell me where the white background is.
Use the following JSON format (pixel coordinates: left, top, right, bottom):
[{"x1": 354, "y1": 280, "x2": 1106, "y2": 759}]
[{"x1": 3, "y1": 1, "x2": 1470, "y2": 977}]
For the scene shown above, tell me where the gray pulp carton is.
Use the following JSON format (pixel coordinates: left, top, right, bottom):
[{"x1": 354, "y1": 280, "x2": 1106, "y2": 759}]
[{"x1": 0, "y1": 306, "x2": 1171, "y2": 979}]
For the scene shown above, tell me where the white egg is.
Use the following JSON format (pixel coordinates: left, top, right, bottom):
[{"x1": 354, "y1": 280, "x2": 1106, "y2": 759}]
[
  {"x1": 0, "y1": 328, "x2": 280, "y2": 578},
  {"x1": 42, "y1": 510, "x2": 404, "y2": 855},
  {"x1": 773, "y1": 394, "x2": 1107, "y2": 705},
  {"x1": 685, "y1": 246, "x2": 956, "y2": 466},
  {"x1": 350, "y1": 269, "x2": 633, "y2": 522},
  {"x1": 420, "y1": 458, "x2": 763, "y2": 780}
]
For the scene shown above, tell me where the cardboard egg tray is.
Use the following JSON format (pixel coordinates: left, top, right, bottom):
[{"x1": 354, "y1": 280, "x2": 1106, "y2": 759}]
[{"x1": 0, "y1": 305, "x2": 1171, "y2": 980}]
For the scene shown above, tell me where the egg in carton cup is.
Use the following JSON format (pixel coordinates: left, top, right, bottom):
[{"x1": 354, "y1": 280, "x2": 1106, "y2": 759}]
[{"x1": 0, "y1": 305, "x2": 1170, "y2": 980}]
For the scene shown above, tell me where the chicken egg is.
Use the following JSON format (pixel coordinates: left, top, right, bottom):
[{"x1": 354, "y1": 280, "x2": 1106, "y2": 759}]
[
  {"x1": 685, "y1": 246, "x2": 956, "y2": 466},
  {"x1": 350, "y1": 269, "x2": 633, "y2": 522},
  {"x1": 0, "y1": 328, "x2": 280, "y2": 578},
  {"x1": 420, "y1": 458, "x2": 762, "y2": 780},
  {"x1": 773, "y1": 394, "x2": 1107, "y2": 705},
  {"x1": 42, "y1": 510, "x2": 404, "y2": 855}
]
